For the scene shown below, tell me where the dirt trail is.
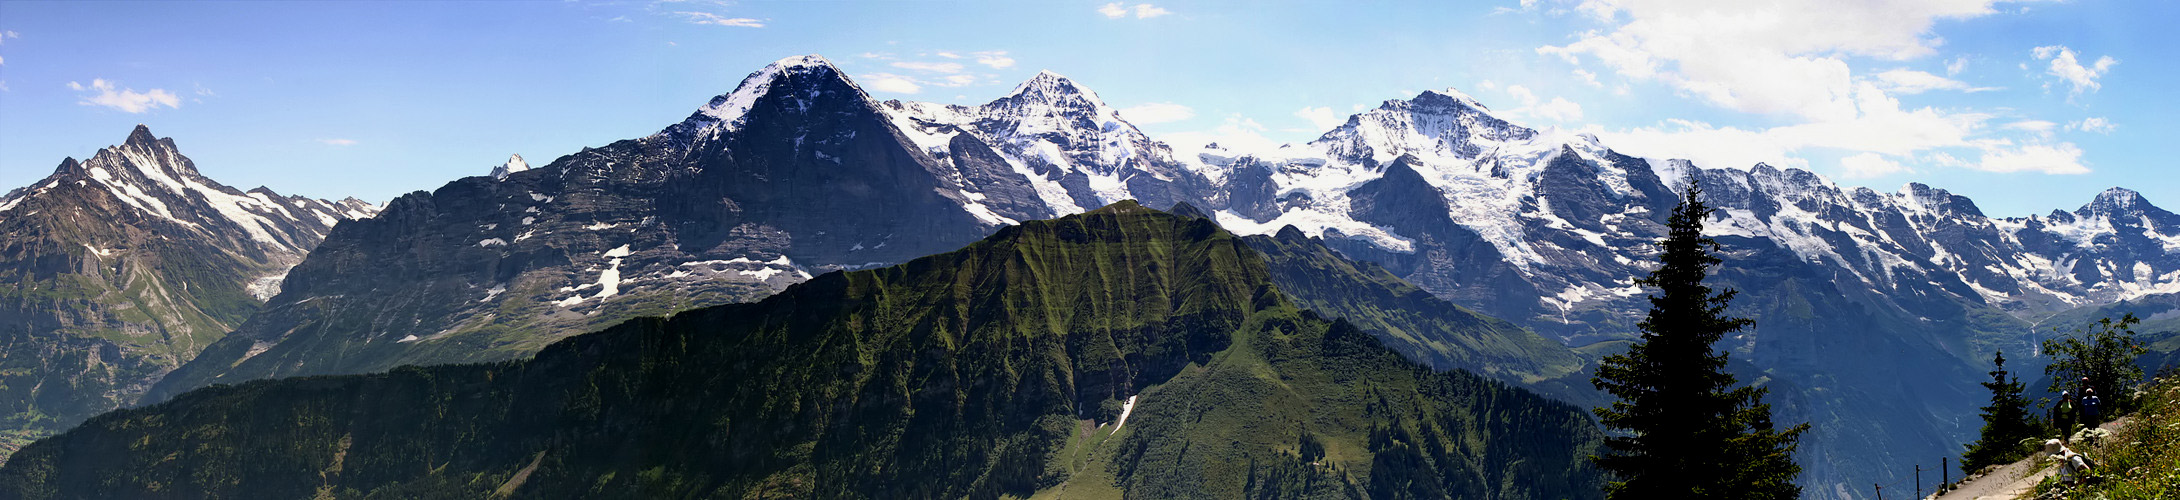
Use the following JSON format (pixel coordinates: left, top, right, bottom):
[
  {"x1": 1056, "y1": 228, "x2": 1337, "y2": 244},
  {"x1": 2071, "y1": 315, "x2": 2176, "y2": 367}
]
[{"x1": 1930, "y1": 418, "x2": 2128, "y2": 500}]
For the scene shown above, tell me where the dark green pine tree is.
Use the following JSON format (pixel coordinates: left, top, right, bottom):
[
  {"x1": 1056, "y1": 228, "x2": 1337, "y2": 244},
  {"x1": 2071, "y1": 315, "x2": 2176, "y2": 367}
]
[
  {"x1": 1960, "y1": 350, "x2": 2035, "y2": 475},
  {"x1": 1591, "y1": 177, "x2": 1808, "y2": 499}
]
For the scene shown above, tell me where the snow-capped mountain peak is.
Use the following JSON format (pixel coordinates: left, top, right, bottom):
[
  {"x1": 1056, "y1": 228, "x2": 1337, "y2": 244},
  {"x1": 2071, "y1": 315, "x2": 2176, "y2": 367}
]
[
  {"x1": 1310, "y1": 89, "x2": 1540, "y2": 167},
  {"x1": 491, "y1": 153, "x2": 529, "y2": 180},
  {"x1": 657, "y1": 54, "x2": 869, "y2": 143},
  {"x1": 0, "y1": 126, "x2": 379, "y2": 255},
  {"x1": 2079, "y1": 187, "x2": 2160, "y2": 219},
  {"x1": 1002, "y1": 70, "x2": 1108, "y2": 108},
  {"x1": 1418, "y1": 87, "x2": 1491, "y2": 110}
]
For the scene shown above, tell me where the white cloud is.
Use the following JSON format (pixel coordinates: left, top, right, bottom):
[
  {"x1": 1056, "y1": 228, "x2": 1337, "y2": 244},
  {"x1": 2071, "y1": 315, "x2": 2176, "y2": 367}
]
[
  {"x1": 1973, "y1": 141, "x2": 2087, "y2": 174},
  {"x1": 1536, "y1": 1, "x2": 2095, "y2": 179},
  {"x1": 1497, "y1": 84, "x2": 1584, "y2": 122},
  {"x1": 1839, "y1": 152, "x2": 1910, "y2": 178},
  {"x1": 1504, "y1": 84, "x2": 1537, "y2": 105},
  {"x1": 1100, "y1": 3, "x2": 1171, "y2": 19},
  {"x1": 891, "y1": 61, "x2": 964, "y2": 73},
  {"x1": 1539, "y1": 0, "x2": 2037, "y2": 121},
  {"x1": 676, "y1": 12, "x2": 764, "y2": 27},
  {"x1": 1573, "y1": 68, "x2": 1602, "y2": 87},
  {"x1": 1872, "y1": 69, "x2": 1979, "y2": 94},
  {"x1": 2068, "y1": 117, "x2": 2115, "y2": 134},
  {"x1": 934, "y1": 51, "x2": 962, "y2": 59},
  {"x1": 69, "y1": 79, "x2": 181, "y2": 113},
  {"x1": 864, "y1": 74, "x2": 922, "y2": 94},
  {"x1": 1531, "y1": 97, "x2": 1585, "y2": 122},
  {"x1": 2032, "y1": 45, "x2": 2116, "y2": 95},
  {"x1": 1160, "y1": 114, "x2": 1279, "y2": 153},
  {"x1": 1294, "y1": 106, "x2": 1344, "y2": 131},
  {"x1": 317, "y1": 138, "x2": 358, "y2": 146},
  {"x1": 1118, "y1": 102, "x2": 1195, "y2": 124},
  {"x1": 2002, "y1": 120, "x2": 2056, "y2": 135},
  {"x1": 972, "y1": 51, "x2": 1015, "y2": 69},
  {"x1": 1597, "y1": 83, "x2": 1992, "y2": 169}
]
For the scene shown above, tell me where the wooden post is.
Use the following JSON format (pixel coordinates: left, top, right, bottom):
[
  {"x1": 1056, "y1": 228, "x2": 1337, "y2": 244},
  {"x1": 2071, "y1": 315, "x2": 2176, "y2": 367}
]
[
  {"x1": 1874, "y1": 483, "x2": 1883, "y2": 500},
  {"x1": 1916, "y1": 464, "x2": 1922, "y2": 499},
  {"x1": 1942, "y1": 457, "x2": 1950, "y2": 489}
]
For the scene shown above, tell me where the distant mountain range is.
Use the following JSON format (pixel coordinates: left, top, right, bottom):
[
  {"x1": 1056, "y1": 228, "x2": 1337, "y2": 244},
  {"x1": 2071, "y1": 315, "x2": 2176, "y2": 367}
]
[
  {"x1": 0, "y1": 126, "x2": 376, "y2": 455},
  {"x1": 2, "y1": 203, "x2": 1606, "y2": 499},
  {"x1": 7, "y1": 54, "x2": 2179, "y2": 498}
]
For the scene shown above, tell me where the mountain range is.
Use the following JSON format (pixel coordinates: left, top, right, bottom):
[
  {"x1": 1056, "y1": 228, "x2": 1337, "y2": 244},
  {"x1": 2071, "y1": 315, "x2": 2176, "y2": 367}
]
[
  {"x1": 7, "y1": 54, "x2": 2179, "y2": 498},
  {"x1": 2, "y1": 203, "x2": 1605, "y2": 499},
  {"x1": 0, "y1": 126, "x2": 376, "y2": 455}
]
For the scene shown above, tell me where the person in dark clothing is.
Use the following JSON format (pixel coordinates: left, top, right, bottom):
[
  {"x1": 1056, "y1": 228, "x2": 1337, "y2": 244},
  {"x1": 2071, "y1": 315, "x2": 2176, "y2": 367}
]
[{"x1": 2082, "y1": 388, "x2": 2102, "y2": 426}]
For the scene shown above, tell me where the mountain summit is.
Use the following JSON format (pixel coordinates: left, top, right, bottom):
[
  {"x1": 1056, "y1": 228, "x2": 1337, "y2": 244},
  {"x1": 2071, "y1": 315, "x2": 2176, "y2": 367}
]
[{"x1": 0, "y1": 125, "x2": 376, "y2": 456}]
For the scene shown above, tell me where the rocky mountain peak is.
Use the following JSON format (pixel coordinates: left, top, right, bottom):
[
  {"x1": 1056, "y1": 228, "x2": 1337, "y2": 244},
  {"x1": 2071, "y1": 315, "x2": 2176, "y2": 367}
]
[
  {"x1": 124, "y1": 123, "x2": 159, "y2": 148},
  {"x1": 1311, "y1": 88, "x2": 1539, "y2": 165},
  {"x1": 659, "y1": 54, "x2": 870, "y2": 142},
  {"x1": 2081, "y1": 187, "x2": 2152, "y2": 216},
  {"x1": 1413, "y1": 88, "x2": 1492, "y2": 111},
  {"x1": 490, "y1": 153, "x2": 529, "y2": 180},
  {"x1": 1000, "y1": 70, "x2": 1107, "y2": 108},
  {"x1": 1898, "y1": 182, "x2": 1985, "y2": 218}
]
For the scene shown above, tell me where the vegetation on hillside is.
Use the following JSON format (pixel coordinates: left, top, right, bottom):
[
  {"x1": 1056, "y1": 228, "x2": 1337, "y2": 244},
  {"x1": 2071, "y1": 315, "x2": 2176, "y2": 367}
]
[
  {"x1": 0, "y1": 202, "x2": 1605, "y2": 499},
  {"x1": 2039, "y1": 374, "x2": 2180, "y2": 499},
  {"x1": 1960, "y1": 350, "x2": 2041, "y2": 475},
  {"x1": 1590, "y1": 179, "x2": 1806, "y2": 499},
  {"x1": 2043, "y1": 314, "x2": 2152, "y2": 417}
]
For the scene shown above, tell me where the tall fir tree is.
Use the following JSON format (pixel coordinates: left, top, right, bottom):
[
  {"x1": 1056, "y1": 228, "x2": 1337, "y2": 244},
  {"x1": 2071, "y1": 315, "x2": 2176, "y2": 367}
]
[
  {"x1": 1590, "y1": 177, "x2": 1808, "y2": 499},
  {"x1": 1961, "y1": 350, "x2": 2035, "y2": 475}
]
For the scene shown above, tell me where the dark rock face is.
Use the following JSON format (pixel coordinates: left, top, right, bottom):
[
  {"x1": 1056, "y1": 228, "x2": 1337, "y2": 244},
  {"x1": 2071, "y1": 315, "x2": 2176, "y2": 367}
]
[
  {"x1": 150, "y1": 56, "x2": 1014, "y2": 401},
  {"x1": 0, "y1": 126, "x2": 374, "y2": 457}
]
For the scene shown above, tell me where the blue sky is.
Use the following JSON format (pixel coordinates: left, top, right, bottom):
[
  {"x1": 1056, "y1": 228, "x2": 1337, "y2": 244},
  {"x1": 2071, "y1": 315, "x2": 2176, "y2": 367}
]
[{"x1": 0, "y1": 0, "x2": 2170, "y2": 217}]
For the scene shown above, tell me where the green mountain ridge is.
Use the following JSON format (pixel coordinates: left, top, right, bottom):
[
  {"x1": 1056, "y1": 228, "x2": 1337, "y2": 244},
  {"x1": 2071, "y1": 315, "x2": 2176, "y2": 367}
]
[
  {"x1": 1233, "y1": 219, "x2": 1590, "y2": 399},
  {"x1": 0, "y1": 201, "x2": 1603, "y2": 499}
]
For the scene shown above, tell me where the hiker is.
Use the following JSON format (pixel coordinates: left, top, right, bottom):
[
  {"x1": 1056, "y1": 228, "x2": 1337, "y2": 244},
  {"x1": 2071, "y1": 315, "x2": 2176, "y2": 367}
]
[
  {"x1": 2043, "y1": 439, "x2": 2095, "y2": 484},
  {"x1": 2081, "y1": 388, "x2": 2102, "y2": 426},
  {"x1": 2055, "y1": 391, "x2": 2077, "y2": 435}
]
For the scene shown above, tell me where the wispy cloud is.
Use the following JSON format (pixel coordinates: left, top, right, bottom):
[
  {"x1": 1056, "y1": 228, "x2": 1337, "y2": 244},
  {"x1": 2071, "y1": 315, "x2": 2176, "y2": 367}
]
[
  {"x1": 1871, "y1": 69, "x2": 1993, "y2": 95},
  {"x1": 972, "y1": 51, "x2": 1015, "y2": 69},
  {"x1": 69, "y1": 79, "x2": 181, "y2": 113},
  {"x1": 891, "y1": 61, "x2": 964, "y2": 73},
  {"x1": 1536, "y1": 0, "x2": 2090, "y2": 178},
  {"x1": 1294, "y1": 106, "x2": 1343, "y2": 131},
  {"x1": 2033, "y1": 45, "x2": 2116, "y2": 95},
  {"x1": 1118, "y1": 102, "x2": 1195, "y2": 124},
  {"x1": 1498, "y1": 84, "x2": 1584, "y2": 123},
  {"x1": 317, "y1": 138, "x2": 358, "y2": 146},
  {"x1": 2068, "y1": 117, "x2": 2115, "y2": 134},
  {"x1": 1099, "y1": 3, "x2": 1172, "y2": 19},
  {"x1": 677, "y1": 11, "x2": 764, "y2": 27},
  {"x1": 862, "y1": 73, "x2": 923, "y2": 94}
]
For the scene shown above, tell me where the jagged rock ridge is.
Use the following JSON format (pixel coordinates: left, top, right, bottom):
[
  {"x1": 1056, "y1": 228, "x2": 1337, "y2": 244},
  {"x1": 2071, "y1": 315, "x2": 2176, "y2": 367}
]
[{"x1": 0, "y1": 125, "x2": 376, "y2": 456}]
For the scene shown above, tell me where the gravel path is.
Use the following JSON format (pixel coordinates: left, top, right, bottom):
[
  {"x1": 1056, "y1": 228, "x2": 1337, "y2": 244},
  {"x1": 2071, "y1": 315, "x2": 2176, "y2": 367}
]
[{"x1": 1930, "y1": 418, "x2": 2129, "y2": 500}]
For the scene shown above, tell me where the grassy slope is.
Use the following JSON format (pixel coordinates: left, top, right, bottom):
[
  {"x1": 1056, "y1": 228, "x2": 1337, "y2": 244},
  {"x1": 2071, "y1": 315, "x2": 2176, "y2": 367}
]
[
  {"x1": 0, "y1": 202, "x2": 1603, "y2": 499},
  {"x1": 2045, "y1": 376, "x2": 2180, "y2": 498}
]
